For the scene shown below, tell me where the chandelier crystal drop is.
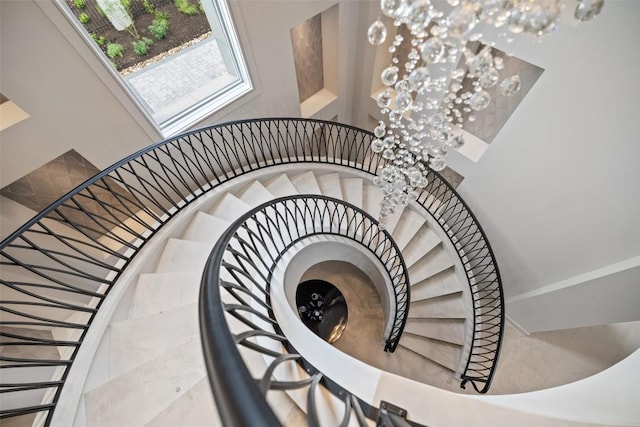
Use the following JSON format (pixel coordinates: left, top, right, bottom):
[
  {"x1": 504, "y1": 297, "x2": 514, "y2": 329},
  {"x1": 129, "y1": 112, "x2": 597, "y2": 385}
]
[{"x1": 368, "y1": 0, "x2": 604, "y2": 225}]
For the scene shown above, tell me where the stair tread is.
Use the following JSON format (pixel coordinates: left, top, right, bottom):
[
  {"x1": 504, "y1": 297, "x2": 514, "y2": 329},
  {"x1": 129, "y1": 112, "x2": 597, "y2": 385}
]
[
  {"x1": 401, "y1": 225, "x2": 442, "y2": 268},
  {"x1": 362, "y1": 184, "x2": 383, "y2": 218},
  {"x1": 236, "y1": 180, "x2": 274, "y2": 207},
  {"x1": 403, "y1": 318, "x2": 465, "y2": 345},
  {"x1": 391, "y1": 345, "x2": 460, "y2": 389},
  {"x1": 392, "y1": 208, "x2": 427, "y2": 250},
  {"x1": 131, "y1": 272, "x2": 202, "y2": 318},
  {"x1": 209, "y1": 193, "x2": 252, "y2": 223},
  {"x1": 411, "y1": 269, "x2": 463, "y2": 301},
  {"x1": 85, "y1": 336, "x2": 205, "y2": 427},
  {"x1": 263, "y1": 173, "x2": 297, "y2": 198},
  {"x1": 340, "y1": 178, "x2": 363, "y2": 209},
  {"x1": 182, "y1": 211, "x2": 231, "y2": 245},
  {"x1": 155, "y1": 239, "x2": 214, "y2": 274},
  {"x1": 317, "y1": 173, "x2": 343, "y2": 200},
  {"x1": 109, "y1": 303, "x2": 199, "y2": 378},
  {"x1": 290, "y1": 171, "x2": 321, "y2": 195},
  {"x1": 381, "y1": 204, "x2": 405, "y2": 235},
  {"x1": 408, "y1": 245, "x2": 454, "y2": 284},
  {"x1": 400, "y1": 332, "x2": 461, "y2": 372},
  {"x1": 144, "y1": 377, "x2": 220, "y2": 427},
  {"x1": 409, "y1": 293, "x2": 466, "y2": 319}
]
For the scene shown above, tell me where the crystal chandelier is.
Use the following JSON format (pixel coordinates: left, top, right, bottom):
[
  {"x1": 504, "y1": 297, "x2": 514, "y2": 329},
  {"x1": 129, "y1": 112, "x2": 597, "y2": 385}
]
[{"x1": 368, "y1": 0, "x2": 604, "y2": 223}]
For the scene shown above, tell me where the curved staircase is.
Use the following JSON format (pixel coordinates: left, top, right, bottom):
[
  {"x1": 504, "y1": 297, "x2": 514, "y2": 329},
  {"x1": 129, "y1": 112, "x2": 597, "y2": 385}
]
[
  {"x1": 0, "y1": 119, "x2": 503, "y2": 426},
  {"x1": 81, "y1": 168, "x2": 470, "y2": 426}
]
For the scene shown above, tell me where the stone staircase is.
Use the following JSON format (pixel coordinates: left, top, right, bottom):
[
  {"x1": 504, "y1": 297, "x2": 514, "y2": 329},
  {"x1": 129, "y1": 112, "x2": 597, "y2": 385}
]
[{"x1": 81, "y1": 169, "x2": 471, "y2": 426}]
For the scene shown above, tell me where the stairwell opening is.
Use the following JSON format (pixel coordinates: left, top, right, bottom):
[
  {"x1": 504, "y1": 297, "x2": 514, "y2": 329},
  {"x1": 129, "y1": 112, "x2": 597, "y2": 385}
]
[
  {"x1": 295, "y1": 279, "x2": 348, "y2": 344},
  {"x1": 298, "y1": 261, "x2": 386, "y2": 360}
]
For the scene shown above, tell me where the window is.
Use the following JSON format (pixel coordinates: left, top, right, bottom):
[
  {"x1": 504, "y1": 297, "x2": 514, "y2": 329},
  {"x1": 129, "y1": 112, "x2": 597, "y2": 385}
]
[{"x1": 57, "y1": 0, "x2": 252, "y2": 137}]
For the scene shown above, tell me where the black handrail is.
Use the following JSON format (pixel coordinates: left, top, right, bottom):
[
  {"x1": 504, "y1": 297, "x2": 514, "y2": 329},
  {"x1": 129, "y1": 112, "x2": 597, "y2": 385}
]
[
  {"x1": 0, "y1": 118, "x2": 503, "y2": 424},
  {"x1": 200, "y1": 195, "x2": 411, "y2": 425},
  {"x1": 415, "y1": 169, "x2": 505, "y2": 393}
]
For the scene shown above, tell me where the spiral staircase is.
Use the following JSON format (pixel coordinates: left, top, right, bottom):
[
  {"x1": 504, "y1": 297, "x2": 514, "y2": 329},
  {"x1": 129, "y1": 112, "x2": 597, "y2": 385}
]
[{"x1": 0, "y1": 119, "x2": 504, "y2": 426}]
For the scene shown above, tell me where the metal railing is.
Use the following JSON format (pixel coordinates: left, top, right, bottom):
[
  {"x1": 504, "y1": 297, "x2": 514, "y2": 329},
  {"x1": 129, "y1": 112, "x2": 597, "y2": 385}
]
[
  {"x1": 0, "y1": 118, "x2": 503, "y2": 424},
  {"x1": 416, "y1": 169, "x2": 504, "y2": 393},
  {"x1": 200, "y1": 195, "x2": 411, "y2": 426}
]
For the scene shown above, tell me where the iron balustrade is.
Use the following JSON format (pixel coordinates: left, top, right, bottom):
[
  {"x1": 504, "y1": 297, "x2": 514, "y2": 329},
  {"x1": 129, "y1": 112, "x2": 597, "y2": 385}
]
[
  {"x1": 0, "y1": 118, "x2": 503, "y2": 424},
  {"x1": 200, "y1": 195, "x2": 411, "y2": 426}
]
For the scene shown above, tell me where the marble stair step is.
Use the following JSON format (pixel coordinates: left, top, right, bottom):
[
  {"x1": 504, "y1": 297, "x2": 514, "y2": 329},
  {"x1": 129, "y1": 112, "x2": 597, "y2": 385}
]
[
  {"x1": 399, "y1": 332, "x2": 462, "y2": 372},
  {"x1": 289, "y1": 171, "x2": 322, "y2": 195},
  {"x1": 382, "y1": 205, "x2": 406, "y2": 235},
  {"x1": 391, "y1": 208, "x2": 427, "y2": 251},
  {"x1": 182, "y1": 211, "x2": 231, "y2": 244},
  {"x1": 208, "y1": 193, "x2": 252, "y2": 223},
  {"x1": 362, "y1": 184, "x2": 383, "y2": 218},
  {"x1": 155, "y1": 239, "x2": 214, "y2": 274},
  {"x1": 85, "y1": 336, "x2": 205, "y2": 427},
  {"x1": 410, "y1": 269, "x2": 463, "y2": 301},
  {"x1": 236, "y1": 180, "x2": 274, "y2": 207},
  {"x1": 109, "y1": 303, "x2": 199, "y2": 378},
  {"x1": 403, "y1": 318, "x2": 465, "y2": 345},
  {"x1": 340, "y1": 178, "x2": 363, "y2": 209},
  {"x1": 408, "y1": 293, "x2": 465, "y2": 319},
  {"x1": 131, "y1": 271, "x2": 202, "y2": 318},
  {"x1": 408, "y1": 245, "x2": 454, "y2": 284},
  {"x1": 401, "y1": 226, "x2": 442, "y2": 268},
  {"x1": 317, "y1": 173, "x2": 343, "y2": 199},
  {"x1": 390, "y1": 345, "x2": 459, "y2": 388},
  {"x1": 144, "y1": 377, "x2": 220, "y2": 427},
  {"x1": 339, "y1": 178, "x2": 363, "y2": 236},
  {"x1": 263, "y1": 173, "x2": 297, "y2": 198}
]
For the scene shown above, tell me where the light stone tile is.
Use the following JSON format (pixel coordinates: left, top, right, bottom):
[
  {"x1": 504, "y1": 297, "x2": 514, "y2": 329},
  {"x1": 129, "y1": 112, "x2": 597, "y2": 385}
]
[
  {"x1": 86, "y1": 337, "x2": 205, "y2": 427},
  {"x1": 487, "y1": 321, "x2": 640, "y2": 395},
  {"x1": 155, "y1": 238, "x2": 214, "y2": 274},
  {"x1": 410, "y1": 269, "x2": 462, "y2": 301},
  {"x1": 340, "y1": 178, "x2": 363, "y2": 209},
  {"x1": 236, "y1": 180, "x2": 274, "y2": 207},
  {"x1": 131, "y1": 272, "x2": 202, "y2": 318},
  {"x1": 208, "y1": 193, "x2": 252, "y2": 223},
  {"x1": 407, "y1": 246, "x2": 454, "y2": 284},
  {"x1": 362, "y1": 184, "x2": 383, "y2": 218},
  {"x1": 408, "y1": 294, "x2": 466, "y2": 319},
  {"x1": 391, "y1": 208, "x2": 426, "y2": 251},
  {"x1": 144, "y1": 377, "x2": 220, "y2": 427},
  {"x1": 391, "y1": 345, "x2": 460, "y2": 391},
  {"x1": 317, "y1": 173, "x2": 343, "y2": 200},
  {"x1": 290, "y1": 171, "x2": 322, "y2": 195},
  {"x1": 182, "y1": 211, "x2": 230, "y2": 244},
  {"x1": 399, "y1": 332, "x2": 461, "y2": 371},
  {"x1": 267, "y1": 389, "x2": 307, "y2": 427},
  {"x1": 401, "y1": 227, "x2": 442, "y2": 268},
  {"x1": 263, "y1": 173, "x2": 297, "y2": 198},
  {"x1": 403, "y1": 318, "x2": 465, "y2": 345},
  {"x1": 381, "y1": 205, "x2": 405, "y2": 235},
  {"x1": 109, "y1": 303, "x2": 199, "y2": 378}
]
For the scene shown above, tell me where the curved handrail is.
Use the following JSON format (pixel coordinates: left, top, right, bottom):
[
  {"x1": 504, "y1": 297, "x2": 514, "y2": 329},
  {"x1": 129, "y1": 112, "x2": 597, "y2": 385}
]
[
  {"x1": 0, "y1": 118, "x2": 503, "y2": 424},
  {"x1": 415, "y1": 169, "x2": 505, "y2": 393},
  {"x1": 200, "y1": 195, "x2": 411, "y2": 425}
]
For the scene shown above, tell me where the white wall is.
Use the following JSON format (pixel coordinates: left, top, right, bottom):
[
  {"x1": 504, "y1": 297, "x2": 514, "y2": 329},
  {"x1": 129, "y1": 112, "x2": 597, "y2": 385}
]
[
  {"x1": 452, "y1": 1, "x2": 640, "y2": 329},
  {"x1": 349, "y1": 1, "x2": 640, "y2": 331}
]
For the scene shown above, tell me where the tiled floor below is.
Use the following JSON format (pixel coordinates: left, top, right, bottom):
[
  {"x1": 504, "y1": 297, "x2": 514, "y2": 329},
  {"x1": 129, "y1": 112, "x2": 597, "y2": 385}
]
[
  {"x1": 489, "y1": 319, "x2": 640, "y2": 394},
  {"x1": 299, "y1": 261, "x2": 640, "y2": 395}
]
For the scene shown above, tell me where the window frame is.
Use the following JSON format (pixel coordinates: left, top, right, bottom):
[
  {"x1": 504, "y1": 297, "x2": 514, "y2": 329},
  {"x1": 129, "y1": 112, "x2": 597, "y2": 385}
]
[{"x1": 53, "y1": 0, "x2": 253, "y2": 138}]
